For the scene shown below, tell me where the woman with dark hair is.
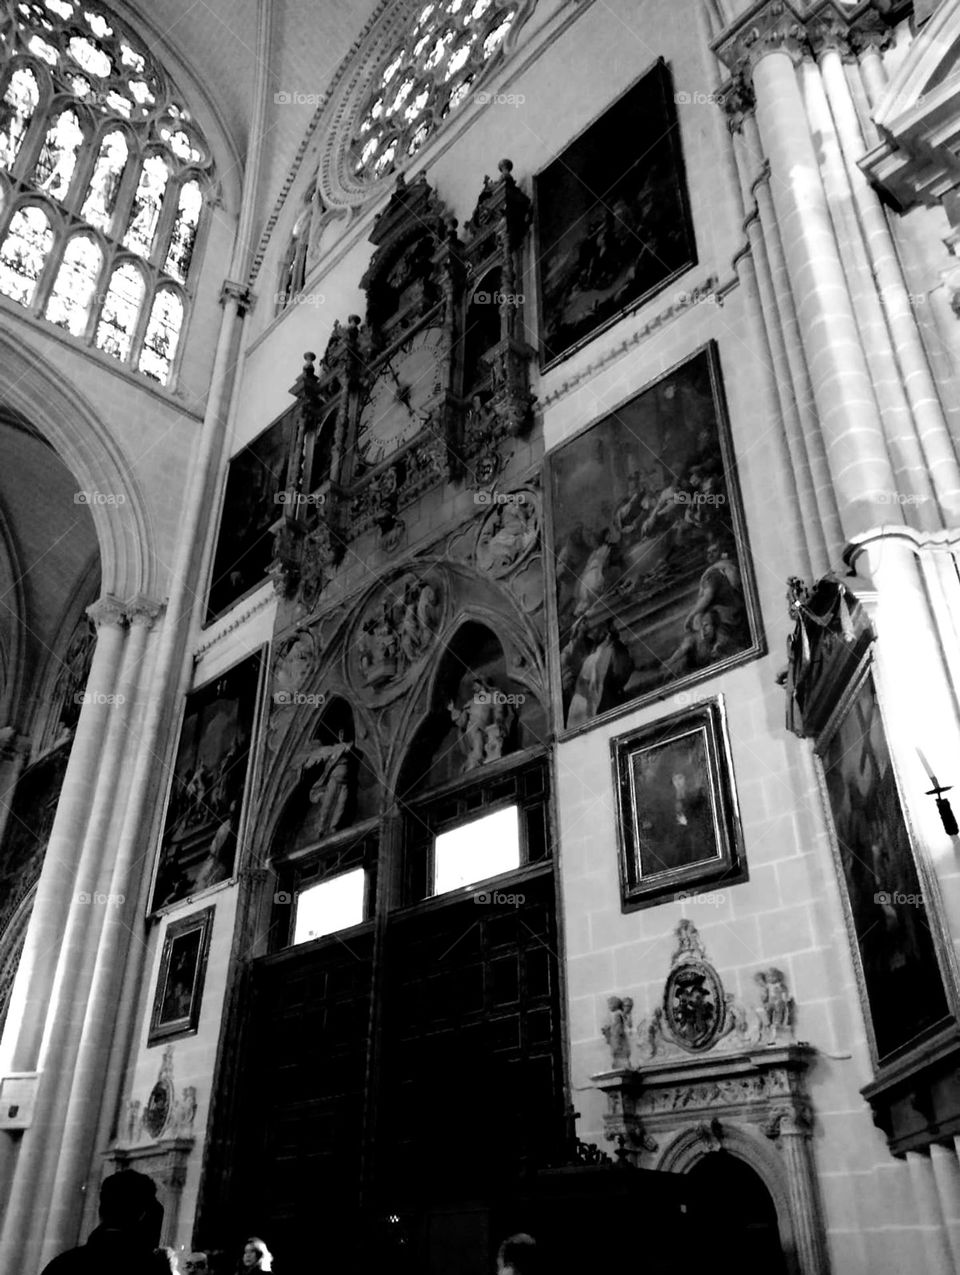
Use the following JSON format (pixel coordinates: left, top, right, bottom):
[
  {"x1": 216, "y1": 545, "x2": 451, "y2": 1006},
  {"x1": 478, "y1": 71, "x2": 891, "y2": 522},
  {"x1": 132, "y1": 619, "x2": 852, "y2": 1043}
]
[{"x1": 238, "y1": 1237, "x2": 273, "y2": 1272}]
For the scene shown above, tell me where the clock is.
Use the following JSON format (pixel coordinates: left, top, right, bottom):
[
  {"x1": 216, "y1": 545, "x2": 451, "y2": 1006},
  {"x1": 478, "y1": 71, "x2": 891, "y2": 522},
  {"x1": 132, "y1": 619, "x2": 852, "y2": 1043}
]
[{"x1": 356, "y1": 326, "x2": 444, "y2": 467}]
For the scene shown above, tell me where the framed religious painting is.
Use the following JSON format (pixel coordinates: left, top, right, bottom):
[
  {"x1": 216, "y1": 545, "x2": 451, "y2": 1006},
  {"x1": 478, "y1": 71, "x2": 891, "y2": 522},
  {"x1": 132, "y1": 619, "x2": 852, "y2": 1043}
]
[
  {"x1": 816, "y1": 658, "x2": 953, "y2": 1067},
  {"x1": 149, "y1": 650, "x2": 266, "y2": 912},
  {"x1": 205, "y1": 411, "x2": 293, "y2": 624},
  {"x1": 612, "y1": 697, "x2": 746, "y2": 910},
  {"x1": 534, "y1": 58, "x2": 696, "y2": 368},
  {"x1": 545, "y1": 343, "x2": 763, "y2": 736},
  {"x1": 148, "y1": 907, "x2": 214, "y2": 1044}
]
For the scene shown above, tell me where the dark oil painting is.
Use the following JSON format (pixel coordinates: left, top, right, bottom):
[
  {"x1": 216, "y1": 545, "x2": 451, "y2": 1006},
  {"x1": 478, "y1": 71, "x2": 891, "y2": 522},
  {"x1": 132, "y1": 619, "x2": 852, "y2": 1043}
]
[
  {"x1": 547, "y1": 344, "x2": 762, "y2": 735},
  {"x1": 149, "y1": 906, "x2": 214, "y2": 1043},
  {"x1": 150, "y1": 652, "x2": 263, "y2": 911},
  {"x1": 206, "y1": 412, "x2": 291, "y2": 623},
  {"x1": 613, "y1": 699, "x2": 745, "y2": 909},
  {"x1": 535, "y1": 58, "x2": 696, "y2": 367},
  {"x1": 819, "y1": 670, "x2": 950, "y2": 1063}
]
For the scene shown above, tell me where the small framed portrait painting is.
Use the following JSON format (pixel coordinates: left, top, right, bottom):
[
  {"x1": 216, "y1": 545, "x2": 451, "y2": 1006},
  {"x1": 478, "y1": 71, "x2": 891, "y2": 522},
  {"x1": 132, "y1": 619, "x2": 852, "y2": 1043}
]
[
  {"x1": 148, "y1": 907, "x2": 215, "y2": 1045},
  {"x1": 612, "y1": 698, "x2": 746, "y2": 910}
]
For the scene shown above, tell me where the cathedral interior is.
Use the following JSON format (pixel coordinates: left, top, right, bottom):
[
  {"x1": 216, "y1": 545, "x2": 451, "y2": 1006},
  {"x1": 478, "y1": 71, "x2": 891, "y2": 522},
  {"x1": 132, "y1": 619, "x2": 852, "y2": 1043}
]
[{"x1": 5, "y1": 0, "x2": 960, "y2": 1271}]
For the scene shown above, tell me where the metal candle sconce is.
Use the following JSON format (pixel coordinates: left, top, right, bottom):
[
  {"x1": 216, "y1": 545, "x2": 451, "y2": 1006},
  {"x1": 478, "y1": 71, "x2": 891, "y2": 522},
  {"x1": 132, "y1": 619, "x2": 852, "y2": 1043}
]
[{"x1": 918, "y1": 749, "x2": 959, "y2": 837}]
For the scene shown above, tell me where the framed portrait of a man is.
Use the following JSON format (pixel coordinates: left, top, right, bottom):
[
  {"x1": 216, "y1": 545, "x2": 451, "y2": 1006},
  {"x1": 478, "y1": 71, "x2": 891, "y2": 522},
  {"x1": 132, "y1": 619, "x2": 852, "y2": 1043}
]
[
  {"x1": 150, "y1": 651, "x2": 265, "y2": 912},
  {"x1": 612, "y1": 698, "x2": 746, "y2": 910},
  {"x1": 545, "y1": 344, "x2": 763, "y2": 737},
  {"x1": 534, "y1": 58, "x2": 696, "y2": 368},
  {"x1": 148, "y1": 906, "x2": 214, "y2": 1044},
  {"x1": 817, "y1": 662, "x2": 952, "y2": 1065}
]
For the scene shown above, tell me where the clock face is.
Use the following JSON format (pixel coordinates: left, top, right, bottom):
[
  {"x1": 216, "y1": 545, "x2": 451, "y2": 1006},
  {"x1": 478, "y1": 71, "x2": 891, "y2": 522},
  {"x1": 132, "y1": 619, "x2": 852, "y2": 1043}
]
[{"x1": 356, "y1": 326, "x2": 445, "y2": 467}]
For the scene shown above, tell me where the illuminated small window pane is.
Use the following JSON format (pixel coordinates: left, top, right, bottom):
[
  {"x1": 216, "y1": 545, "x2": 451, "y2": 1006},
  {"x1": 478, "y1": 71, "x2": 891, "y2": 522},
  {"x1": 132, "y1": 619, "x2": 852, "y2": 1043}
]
[
  {"x1": 0, "y1": 68, "x2": 39, "y2": 170},
  {"x1": 95, "y1": 261, "x2": 144, "y2": 358},
  {"x1": 433, "y1": 805, "x2": 520, "y2": 895},
  {"x1": 34, "y1": 109, "x2": 84, "y2": 199},
  {"x1": 293, "y1": 868, "x2": 365, "y2": 943},
  {"x1": 444, "y1": 40, "x2": 473, "y2": 80},
  {"x1": 28, "y1": 33, "x2": 58, "y2": 64},
  {"x1": 483, "y1": 15, "x2": 514, "y2": 56},
  {"x1": 120, "y1": 43, "x2": 145, "y2": 72},
  {"x1": 123, "y1": 154, "x2": 168, "y2": 256},
  {"x1": 163, "y1": 180, "x2": 201, "y2": 282},
  {"x1": 382, "y1": 52, "x2": 403, "y2": 86},
  {"x1": 45, "y1": 233, "x2": 102, "y2": 334},
  {"x1": 128, "y1": 79, "x2": 153, "y2": 105},
  {"x1": 446, "y1": 77, "x2": 473, "y2": 113},
  {"x1": 69, "y1": 35, "x2": 111, "y2": 77},
  {"x1": 0, "y1": 205, "x2": 53, "y2": 304},
  {"x1": 138, "y1": 288, "x2": 183, "y2": 383},
  {"x1": 373, "y1": 139, "x2": 397, "y2": 174},
  {"x1": 44, "y1": 0, "x2": 74, "y2": 17},
  {"x1": 84, "y1": 10, "x2": 112, "y2": 38},
  {"x1": 80, "y1": 129, "x2": 128, "y2": 230},
  {"x1": 70, "y1": 75, "x2": 91, "y2": 98}
]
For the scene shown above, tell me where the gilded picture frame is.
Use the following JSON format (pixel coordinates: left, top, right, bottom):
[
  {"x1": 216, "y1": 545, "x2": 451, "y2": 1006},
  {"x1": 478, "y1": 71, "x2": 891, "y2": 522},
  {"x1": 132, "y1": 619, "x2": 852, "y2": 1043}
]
[{"x1": 148, "y1": 906, "x2": 214, "y2": 1045}]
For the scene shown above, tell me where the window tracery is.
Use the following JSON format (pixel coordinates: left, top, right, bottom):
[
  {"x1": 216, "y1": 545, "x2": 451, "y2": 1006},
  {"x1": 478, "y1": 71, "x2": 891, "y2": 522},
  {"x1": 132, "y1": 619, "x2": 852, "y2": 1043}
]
[
  {"x1": 349, "y1": 0, "x2": 529, "y2": 184},
  {"x1": 0, "y1": 0, "x2": 214, "y2": 384}
]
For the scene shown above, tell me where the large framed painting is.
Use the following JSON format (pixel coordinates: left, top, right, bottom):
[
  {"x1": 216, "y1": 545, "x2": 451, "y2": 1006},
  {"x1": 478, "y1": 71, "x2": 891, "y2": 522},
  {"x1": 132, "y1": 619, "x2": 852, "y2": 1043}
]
[
  {"x1": 817, "y1": 661, "x2": 952, "y2": 1065},
  {"x1": 546, "y1": 343, "x2": 763, "y2": 736},
  {"x1": 534, "y1": 58, "x2": 696, "y2": 368},
  {"x1": 148, "y1": 906, "x2": 214, "y2": 1045},
  {"x1": 150, "y1": 651, "x2": 265, "y2": 912},
  {"x1": 612, "y1": 697, "x2": 746, "y2": 910},
  {"x1": 205, "y1": 412, "x2": 292, "y2": 623}
]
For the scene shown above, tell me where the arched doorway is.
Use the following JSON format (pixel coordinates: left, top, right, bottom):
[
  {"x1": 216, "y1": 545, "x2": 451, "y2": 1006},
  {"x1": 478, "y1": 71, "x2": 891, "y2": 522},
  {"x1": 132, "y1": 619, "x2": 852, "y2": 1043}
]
[{"x1": 686, "y1": 1151, "x2": 790, "y2": 1274}]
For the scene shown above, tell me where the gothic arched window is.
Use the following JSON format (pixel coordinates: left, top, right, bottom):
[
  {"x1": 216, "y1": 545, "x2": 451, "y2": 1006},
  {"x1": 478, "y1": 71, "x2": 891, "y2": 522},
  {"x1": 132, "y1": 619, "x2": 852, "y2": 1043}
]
[
  {"x1": 0, "y1": 0, "x2": 214, "y2": 384},
  {"x1": 349, "y1": 0, "x2": 531, "y2": 184}
]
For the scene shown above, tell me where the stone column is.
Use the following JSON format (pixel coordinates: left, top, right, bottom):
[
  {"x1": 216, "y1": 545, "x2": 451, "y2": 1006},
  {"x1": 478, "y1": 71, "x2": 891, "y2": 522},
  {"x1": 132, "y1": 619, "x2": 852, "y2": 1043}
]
[
  {"x1": 778, "y1": 1113, "x2": 830, "y2": 1275},
  {"x1": 38, "y1": 600, "x2": 164, "y2": 1265},
  {"x1": 906, "y1": 1149, "x2": 954, "y2": 1275},
  {"x1": 929, "y1": 1141, "x2": 960, "y2": 1270}
]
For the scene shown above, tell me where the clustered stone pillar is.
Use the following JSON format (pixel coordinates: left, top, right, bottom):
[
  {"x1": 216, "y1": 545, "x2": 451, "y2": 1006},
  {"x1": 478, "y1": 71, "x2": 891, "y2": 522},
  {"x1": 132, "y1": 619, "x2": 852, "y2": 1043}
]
[{"x1": 0, "y1": 596, "x2": 164, "y2": 1272}]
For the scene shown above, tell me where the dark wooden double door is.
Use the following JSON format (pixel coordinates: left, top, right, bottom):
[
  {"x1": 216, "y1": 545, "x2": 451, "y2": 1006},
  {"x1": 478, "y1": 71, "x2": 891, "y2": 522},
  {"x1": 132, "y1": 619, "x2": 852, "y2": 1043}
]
[{"x1": 230, "y1": 869, "x2": 565, "y2": 1271}]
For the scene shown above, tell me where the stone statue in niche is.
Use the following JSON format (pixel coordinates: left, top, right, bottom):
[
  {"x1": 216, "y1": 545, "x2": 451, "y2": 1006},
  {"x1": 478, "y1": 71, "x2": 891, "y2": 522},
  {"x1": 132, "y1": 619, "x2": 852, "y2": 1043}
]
[
  {"x1": 671, "y1": 918, "x2": 708, "y2": 965},
  {"x1": 125, "y1": 1098, "x2": 141, "y2": 1144},
  {"x1": 755, "y1": 968, "x2": 795, "y2": 1043},
  {"x1": 356, "y1": 577, "x2": 440, "y2": 688},
  {"x1": 447, "y1": 676, "x2": 515, "y2": 773},
  {"x1": 601, "y1": 995, "x2": 633, "y2": 1068},
  {"x1": 298, "y1": 734, "x2": 354, "y2": 837}
]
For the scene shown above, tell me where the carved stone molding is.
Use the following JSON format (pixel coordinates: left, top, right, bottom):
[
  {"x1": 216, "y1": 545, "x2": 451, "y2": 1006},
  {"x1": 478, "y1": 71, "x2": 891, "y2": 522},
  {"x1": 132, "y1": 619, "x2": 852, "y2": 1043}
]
[
  {"x1": 713, "y1": 0, "x2": 896, "y2": 81},
  {"x1": 86, "y1": 595, "x2": 127, "y2": 630},
  {"x1": 219, "y1": 278, "x2": 255, "y2": 314}
]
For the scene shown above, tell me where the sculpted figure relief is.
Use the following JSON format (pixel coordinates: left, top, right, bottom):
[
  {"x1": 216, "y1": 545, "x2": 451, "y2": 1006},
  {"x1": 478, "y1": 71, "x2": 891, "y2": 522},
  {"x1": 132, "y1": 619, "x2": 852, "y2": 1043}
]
[
  {"x1": 298, "y1": 732, "x2": 354, "y2": 837},
  {"x1": 447, "y1": 676, "x2": 515, "y2": 773},
  {"x1": 601, "y1": 995, "x2": 633, "y2": 1069},
  {"x1": 357, "y1": 576, "x2": 441, "y2": 688}
]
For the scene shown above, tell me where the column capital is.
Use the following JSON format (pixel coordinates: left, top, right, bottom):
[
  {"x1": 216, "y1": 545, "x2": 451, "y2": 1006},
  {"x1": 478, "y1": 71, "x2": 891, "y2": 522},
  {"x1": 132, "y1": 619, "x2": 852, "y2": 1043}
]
[
  {"x1": 219, "y1": 278, "x2": 256, "y2": 315},
  {"x1": 124, "y1": 596, "x2": 165, "y2": 629},
  {"x1": 86, "y1": 595, "x2": 128, "y2": 630},
  {"x1": 714, "y1": 0, "x2": 895, "y2": 80}
]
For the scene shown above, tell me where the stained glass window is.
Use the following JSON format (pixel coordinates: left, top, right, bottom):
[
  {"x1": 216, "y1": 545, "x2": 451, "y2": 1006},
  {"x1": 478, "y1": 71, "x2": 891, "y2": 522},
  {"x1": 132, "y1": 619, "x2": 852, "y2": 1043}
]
[
  {"x1": 0, "y1": 205, "x2": 52, "y2": 303},
  {"x1": 0, "y1": 0, "x2": 213, "y2": 381},
  {"x1": 163, "y1": 179, "x2": 200, "y2": 283},
  {"x1": 138, "y1": 287, "x2": 182, "y2": 383},
  {"x1": 0, "y1": 67, "x2": 39, "y2": 169},
  {"x1": 123, "y1": 153, "x2": 168, "y2": 257},
  {"x1": 34, "y1": 109, "x2": 84, "y2": 198},
  {"x1": 79, "y1": 128, "x2": 127, "y2": 230},
  {"x1": 349, "y1": 0, "x2": 532, "y2": 183},
  {"x1": 95, "y1": 260, "x2": 143, "y2": 358},
  {"x1": 45, "y1": 233, "x2": 102, "y2": 333}
]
